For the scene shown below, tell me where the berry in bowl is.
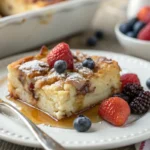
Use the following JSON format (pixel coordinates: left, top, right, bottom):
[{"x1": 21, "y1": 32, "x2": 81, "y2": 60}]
[{"x1": 115, "y1": 6, "x2": 150, "y2": 61}]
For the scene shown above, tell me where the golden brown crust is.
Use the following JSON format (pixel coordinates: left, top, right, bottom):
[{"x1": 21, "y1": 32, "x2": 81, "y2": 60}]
[
  {"x1": 74, "y1": 51, "x2": 121, "y2": 74},
  {"x1": 8, "y1": 49, "x2": 121, "y2": 89},
  {"x1": 7, "y1": 49, "x2": 121, "y2": 78}
]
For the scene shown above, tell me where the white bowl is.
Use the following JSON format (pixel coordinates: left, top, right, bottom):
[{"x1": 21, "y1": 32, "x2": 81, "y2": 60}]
[{"x1": 115, "y1": 23, "x2": 150, "y2": 61}]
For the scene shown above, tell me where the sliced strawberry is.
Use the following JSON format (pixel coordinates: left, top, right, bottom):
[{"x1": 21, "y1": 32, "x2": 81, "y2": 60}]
[{"x1": 98, "y1": 97, "x2": 130, "y2": 126}]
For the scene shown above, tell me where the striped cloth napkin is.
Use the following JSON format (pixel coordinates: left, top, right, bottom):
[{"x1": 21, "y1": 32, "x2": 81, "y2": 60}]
[{"x1": 135, "y1": 141, "x2": 150, "y2": 150}]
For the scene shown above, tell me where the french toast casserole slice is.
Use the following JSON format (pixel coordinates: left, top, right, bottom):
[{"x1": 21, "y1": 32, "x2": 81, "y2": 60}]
[{"x1": 7, "y1": 46, "x2": 121, "y2": 120}]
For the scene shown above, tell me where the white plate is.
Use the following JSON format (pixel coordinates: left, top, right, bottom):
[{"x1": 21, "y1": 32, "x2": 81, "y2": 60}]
[{"x1": 0, "y1": 50, "x2": 150, "y2": 150}]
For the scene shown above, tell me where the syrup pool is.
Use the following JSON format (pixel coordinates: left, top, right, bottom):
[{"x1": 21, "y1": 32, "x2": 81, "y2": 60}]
[{"x1": 7, "y1": 98, "x2": 101, "y2": 129}]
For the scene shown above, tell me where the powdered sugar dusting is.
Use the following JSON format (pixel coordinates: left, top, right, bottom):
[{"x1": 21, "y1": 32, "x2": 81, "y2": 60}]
[
  {"x1": 98, "y1": 57, "x2": 113, "y2": 64},
  {"x1": 19, "y1": 60, "x2": 49, "y2": 74},
  {"x1": 66, "y1": 72, "x2": 85, "y2": 82},
  {"x1": 74, "y1": 63, "x2": 93, "y2": 75},
  {"x1": 79, "y1": 67, "x2": 93, "y2": 75},
  {"x1": 66, "y1": 72, "x2": 86, "y2": 90},
  {"x1": 48, "y1": 70, "x2": 66, "y2": 79}
]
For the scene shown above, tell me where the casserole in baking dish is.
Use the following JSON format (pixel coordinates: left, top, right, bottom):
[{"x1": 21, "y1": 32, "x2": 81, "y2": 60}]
[
  {"x1": 0, "y1": 0, "x2": 66, "y2": 16},
  {"x1": 0, "y1": 0, "x2": 99, "y2": 58}
]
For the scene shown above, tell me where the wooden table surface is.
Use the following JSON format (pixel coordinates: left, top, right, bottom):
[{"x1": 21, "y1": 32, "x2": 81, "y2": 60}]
[{"x1": 0, "y1": 0, "x2": 138, "y2": 149}]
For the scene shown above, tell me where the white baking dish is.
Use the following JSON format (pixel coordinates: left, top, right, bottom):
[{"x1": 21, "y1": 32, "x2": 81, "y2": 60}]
[{"x1": 0, "y1": 0, "x2": 99, "y2": 58}]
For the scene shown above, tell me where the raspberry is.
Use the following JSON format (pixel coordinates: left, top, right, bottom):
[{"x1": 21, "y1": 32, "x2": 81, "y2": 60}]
[
  {"x1": 121, "y1": 73, "x2": 140, "y2": 89},
  {"x1": 138, "y1": 22, "x2": 150, "y2": 41},
  {"x1": 98, "y1": 97, "x2": 130, "y2": 126},
  {"x1": 130, "y1": 91, "x2": 150, "y2": 114},
  {"x1": 123, "y1": 83, "x2": 143, "y2": 99},
  {"x1": 47, "y1": 42, "x2": 73, "y2": 69}
]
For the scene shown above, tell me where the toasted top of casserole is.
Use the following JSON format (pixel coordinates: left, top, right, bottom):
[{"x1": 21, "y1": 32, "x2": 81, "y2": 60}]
[{"x1": 8, "y1": 46, "x2": 121, "y2": 91}]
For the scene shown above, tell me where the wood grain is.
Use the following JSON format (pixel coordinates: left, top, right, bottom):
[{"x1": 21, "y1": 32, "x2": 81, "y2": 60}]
[{"x1": 0, "y1": 140, "x2": 135, "y2": 150}]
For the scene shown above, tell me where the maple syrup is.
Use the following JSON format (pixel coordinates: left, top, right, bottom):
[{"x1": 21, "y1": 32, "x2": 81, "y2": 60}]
[{"x1": 7, "y1": 97, "x2": 101, "y2": 129}]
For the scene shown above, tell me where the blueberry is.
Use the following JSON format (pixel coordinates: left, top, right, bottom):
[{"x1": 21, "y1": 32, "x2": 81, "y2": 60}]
[
  {"x1": 82, "y1": 58, "x2": 95, "y2": 69},
  {"x1": 54, "y1": 60, "x2": 67, "y2": 74},
  {"x1": 126, "y1": 31, "x2": 136, "y2": 38},
  {"x1": 127, "y1": 17, "x2": 138, "y2": 28},
  {"x1": 113, "y1": 93, "x2": 131, "y2": 103},
  {"x1": 87, "y1": 36, "x2": 97, "y2": 46},
  {"x1": 119, "y1": 18, "x2": 138, "y2": 34},
  {"x1": 146, "y1": 78, "x2": 150, "y2": 89},
  {"x1": 119, "y1": 23, "x2": 131, "y2": 34},
  {"x1": 73, "y1": 115, "x2": 91, "y2": 132},
  {"x1": 94, "y1": 30, "x2": 104, "y2": 39},
  {"x1": 133, "y1": 21, "x2": 146, "y2": 35}
]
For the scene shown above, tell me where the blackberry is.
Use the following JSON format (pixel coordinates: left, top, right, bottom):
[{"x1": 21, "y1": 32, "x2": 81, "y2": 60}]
[
  {"x1": 123, "y1": 83, "x2": 143, "y2": 98},
  {"x1": 130, "y1": 91, "x2": 150, "y2": 114},
  {"x1": 113, "y1": 93, "x2": 131, "y2": 103}
]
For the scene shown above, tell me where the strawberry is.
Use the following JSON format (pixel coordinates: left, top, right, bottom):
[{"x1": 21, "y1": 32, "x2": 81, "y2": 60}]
[
  {"x1": 47, "y1": 42, "x2": 73, "y2": 69},
  {"x1": 137, "y1": 6, "x2": 150, "y2": 23},
  {"x1": 138, "y1": 22, "x2": 150, "y2": 41},
  {"x1": 121, "y1": 73, "x2": 140, "y2": 89},
  {"x1": 98, "y1": 97, "x2": 130, "y2": 126}
]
